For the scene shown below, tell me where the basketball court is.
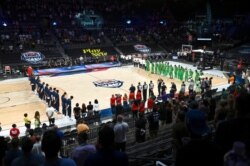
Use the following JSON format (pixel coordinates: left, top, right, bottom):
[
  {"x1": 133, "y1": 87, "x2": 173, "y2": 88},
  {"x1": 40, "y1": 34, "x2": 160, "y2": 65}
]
[{"x1": 0, "y1": 61, "x2": 230, "y2": 136}]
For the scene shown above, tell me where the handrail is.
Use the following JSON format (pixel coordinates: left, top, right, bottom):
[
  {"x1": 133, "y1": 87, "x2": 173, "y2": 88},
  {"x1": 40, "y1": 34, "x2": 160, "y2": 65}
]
[{"x1": 129, "y1": 156, "x2": 173, "y2": 163}]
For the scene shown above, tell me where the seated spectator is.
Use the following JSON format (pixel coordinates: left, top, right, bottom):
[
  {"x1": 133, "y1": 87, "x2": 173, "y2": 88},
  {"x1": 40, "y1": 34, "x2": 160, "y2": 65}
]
[
  {"x1": 71, "y1": 132, "x2": 96, "y2": 166},
  {"x1": 84, "y1": 125, "x2": 128, "y2": 166},
  {"x1": 11, "y1": 137, "x2": 44, "y2": 166},
  {"x1": 41, "y1": 130, "x2": 76, "y2": 166},
  {"x1": 4, "y1": 138, "x2": 22, "y2": 166}
]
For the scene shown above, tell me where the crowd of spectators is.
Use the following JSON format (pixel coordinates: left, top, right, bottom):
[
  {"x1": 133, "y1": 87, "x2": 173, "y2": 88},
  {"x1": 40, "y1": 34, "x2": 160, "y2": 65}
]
[
  {"x1": 0, "y1": 27, "x2": 55, "y2": 54},
  {"x1": 1, "y1": 0, "x2": 250, "y2": 71},
  {"x1": 55, "y1": 28, "x2": 105, "y2": 47},
  {"x1": 0, "y1": 0, "x2": 109, "y2": 48}
]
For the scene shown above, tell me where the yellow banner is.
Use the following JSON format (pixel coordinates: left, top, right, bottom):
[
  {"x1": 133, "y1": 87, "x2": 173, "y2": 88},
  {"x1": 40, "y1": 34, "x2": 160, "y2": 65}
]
[{"x1": 83, "y1": 49, "x2": 108, "y2": 57}]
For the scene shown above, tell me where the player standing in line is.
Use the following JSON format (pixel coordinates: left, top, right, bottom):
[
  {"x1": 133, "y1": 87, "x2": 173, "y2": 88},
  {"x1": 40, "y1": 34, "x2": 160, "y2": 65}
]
[
  {"x1": 54, "y1": 90, "x2": 60, "y2": 113},
  {"x1": 195, "y1": 70, "x2": 200, "y2": 82},
  {"x1": 137, "y1": 82, "x2": 143, "y2": 92},
  {"x1": 195, "y1": 78, "x2": 201, "y2": 94},
  {"x1": 149, "y1": 80, "x2": 154, "y2": 97},
  {"x1": 174, "y1": 65, "x2": 177, "y2": 79},
  {"x1": 180, "y1": 67, "x2": 184, "y2": 81},
  {"x1": 184, "y1": 68, "x2": 189, "y2": 82},
  {"x1": 143, "y1": 82, "x2": 148, "y2": 102},
  {"x1": 151, "y1": 62, "x2": 155, "y2": 74},
  {"x1": 189, "y1": 69, "x2": 193, "y2": 80},
  {"x1": 145, "y1": 60, "x2": 150, "y2": 71},
  {"x1": 169, "y1": 65, "x2": 173, "y2": 79},
  {"x1": 165, "y1": 62, "x2": 170, "y2": 77},
  {"x1": 61, "y1": 92, "x2": 67, "y2": 116},
  {"x1": 66, "y1": 96, "x2": 74, "y2": 120}
]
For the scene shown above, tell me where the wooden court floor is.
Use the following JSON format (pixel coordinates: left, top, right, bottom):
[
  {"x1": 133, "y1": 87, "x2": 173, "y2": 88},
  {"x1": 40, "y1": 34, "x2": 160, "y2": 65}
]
[{"x1": 0, "y1": 80, "x2": 64, "y2": 131}]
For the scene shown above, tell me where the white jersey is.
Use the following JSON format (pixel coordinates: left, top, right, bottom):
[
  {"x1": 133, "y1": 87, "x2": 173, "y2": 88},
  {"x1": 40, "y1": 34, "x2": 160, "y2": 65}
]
[
  {"x1": 189, "y1": 81, "x2": 194, "y2": 90},
  {"x1": 46, "y1": 106, "x2": 55, "y2": 118},
  {"x1": 141, "y1": 59, "x2": 145, "y2": 65},
  {"x1": 138, "y1": 84, "x2": 143, "y2": 91},
  {"x1": 128, "y1": 55, "x2": 132, "y2": 60},
  {"x1": 180, "y1": 84, "x2": 186, "y2": 92},
  {"x1": 149, "y1": 82, "x2": 154, "y2": 90}
]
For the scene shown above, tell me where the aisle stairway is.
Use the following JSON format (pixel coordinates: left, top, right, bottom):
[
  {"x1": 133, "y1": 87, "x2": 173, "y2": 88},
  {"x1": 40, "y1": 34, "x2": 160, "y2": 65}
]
[
  {"x1": 61, "y1": 116, "x2": 174, "y2": 166},
  {"x1": 48, "y1": 30, "x2": 68, "y2": 58}
]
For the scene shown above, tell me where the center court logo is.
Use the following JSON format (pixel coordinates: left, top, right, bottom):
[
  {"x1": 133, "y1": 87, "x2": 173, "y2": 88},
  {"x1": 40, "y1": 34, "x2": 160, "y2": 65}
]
[{"x1": 93, "y1": 79, "x2": 123, "y2": 88}]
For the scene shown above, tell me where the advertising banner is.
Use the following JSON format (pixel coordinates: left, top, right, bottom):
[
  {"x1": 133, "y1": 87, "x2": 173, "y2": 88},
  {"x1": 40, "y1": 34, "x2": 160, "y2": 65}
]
[{"x1": 21, "y1": 51, "x2": 45, "y2": 64}]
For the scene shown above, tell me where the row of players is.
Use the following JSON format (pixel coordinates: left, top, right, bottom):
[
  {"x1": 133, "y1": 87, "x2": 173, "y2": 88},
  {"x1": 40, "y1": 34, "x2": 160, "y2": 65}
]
[
  {"x1": 29, "y1": 76, "x2": 74, "y2": 119},
  {"x1": 133, "y1": 59, "x2": 204, "y2": 82}
]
